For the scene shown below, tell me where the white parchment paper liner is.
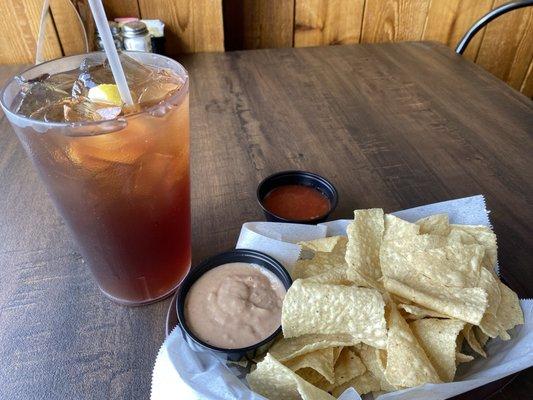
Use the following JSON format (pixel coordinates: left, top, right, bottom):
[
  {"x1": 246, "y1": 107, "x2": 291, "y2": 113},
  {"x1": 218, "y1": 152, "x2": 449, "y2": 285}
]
[{"x1": 151, "y1": 195, "x2": 532, "y2": 400}]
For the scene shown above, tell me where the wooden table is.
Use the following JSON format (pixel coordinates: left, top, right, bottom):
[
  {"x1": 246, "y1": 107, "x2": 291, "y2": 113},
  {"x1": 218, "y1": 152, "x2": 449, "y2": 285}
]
[{"x1": 0, "y1": 42, "x2": 531, "y2": 399}]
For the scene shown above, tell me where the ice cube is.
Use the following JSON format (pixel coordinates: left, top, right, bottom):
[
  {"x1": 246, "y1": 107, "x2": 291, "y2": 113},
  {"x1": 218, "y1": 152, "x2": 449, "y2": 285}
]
[
  {"x1": 132, "y1": 152, "x2": 183, "y2": 197},
  {"x1": 104, "y1": 53, "x2": 154, "y2": 83},
  {"x1": 62, "y1": 98, "x2": 104, "y2": 122},
  {"x1": 13, "y1": 76, "x2": 71, "y2": 118},
  {"x1": 76, "y1": 53, "x2": 151, "y2": 92},
  {"x1": 72, "y1": 57, "x2": 109, "y2": 98},
  {"x1": 95, "y1": 106, "x2": 122, "y2": 120},
  {"x1": 12, "y1": 53, "x2": 184, "y2": 123},
  {"x1": 29, "y1": 100, "x2": 68, "y2": 122},
  {"x1": 136, "y1": 68, "x2": 183, "y2": 106},
  {"x1": 46, "y1": 71, "x2": 79, "y2": 92},
  {"x1": 72, "y1": 54, "x2": 146, "y2": 106},
  {"x1": 66, "y1": 127, "x2": 153, "y2": 172}
]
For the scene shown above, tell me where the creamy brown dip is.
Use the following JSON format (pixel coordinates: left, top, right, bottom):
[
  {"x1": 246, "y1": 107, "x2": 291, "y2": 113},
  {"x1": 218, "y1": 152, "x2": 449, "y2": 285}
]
[{"x1": 184, "y1": 262, "x2": 286, "y2": 349}]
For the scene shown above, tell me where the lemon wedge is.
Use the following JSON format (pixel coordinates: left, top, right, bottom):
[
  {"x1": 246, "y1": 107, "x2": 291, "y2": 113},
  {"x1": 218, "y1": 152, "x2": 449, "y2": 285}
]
[{"x1": 88, "y1": 84, "x2": 123, "y2": 106}]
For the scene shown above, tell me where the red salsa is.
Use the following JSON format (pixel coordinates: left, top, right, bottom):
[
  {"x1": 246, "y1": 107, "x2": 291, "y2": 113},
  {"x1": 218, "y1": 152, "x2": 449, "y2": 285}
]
[{"x1": 263, "y1": 184, "x2": 330, "y2": 221}]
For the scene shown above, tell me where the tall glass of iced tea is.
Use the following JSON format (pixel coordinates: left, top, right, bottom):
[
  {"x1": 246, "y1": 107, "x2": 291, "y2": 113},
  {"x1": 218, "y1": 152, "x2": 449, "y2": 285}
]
[{"x1": 0, "y1": 52, "x2": 190, "y2": 305}]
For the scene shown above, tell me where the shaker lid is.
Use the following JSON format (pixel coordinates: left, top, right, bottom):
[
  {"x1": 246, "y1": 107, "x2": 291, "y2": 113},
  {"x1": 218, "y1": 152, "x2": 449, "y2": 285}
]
[
  {"x1": 122, "y1": 21, "x2": 149, "y2": 37},
  {"x1": 108, "y1": 21, "x2": 121, "y2": 35},
  {"x1": 95, "y1": 21, "x2": 121, "y2": 37}
]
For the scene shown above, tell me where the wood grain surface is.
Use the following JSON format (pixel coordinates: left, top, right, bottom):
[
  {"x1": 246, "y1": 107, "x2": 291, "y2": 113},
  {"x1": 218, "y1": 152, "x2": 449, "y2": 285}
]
[
  {"x1": 0, "y1": 0, "x2": 63, "y2": 64},
  {"x1": 0, "y1": 42, "x2": 532, "y2": 399},
  {"x1": 1, "y1": 0, "x2": 533, "y2": 97},
  {"x1": 521, "y1": 59, "x2": 533, "y2": 94},
  {"x1": 102, "y1": 0, "x2": 141, "y2": 20},
  {"x1": 138, "y1": 0, "x2": 224, "y2": 55},
  {"x1": 421, "y1": 0, "x2": 494, "y2": 62},
  {"x1": 476, "y1": 0, "x2": 533, "y2": 93},
  {"x1": 49, "y1": 0, "x2": 88, "y2": 56},
  {"x1": 294, "y1": 0, "x2": 365, "y2": 47},
  {"x1": 361, "y1": 0, "x2": 431, "y2": 43},
  {"x1": 224, "y1": 0, "x2": 295, "y2": 50}
]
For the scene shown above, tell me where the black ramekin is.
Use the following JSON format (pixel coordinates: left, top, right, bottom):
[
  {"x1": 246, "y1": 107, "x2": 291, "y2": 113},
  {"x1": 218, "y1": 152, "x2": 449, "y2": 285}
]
[
  {"x1": 257, "y1": 170, "x2": 338, "y2": 224},
  {"x1": 176, "y1": 249, "x2": 292, "y2": 361}
]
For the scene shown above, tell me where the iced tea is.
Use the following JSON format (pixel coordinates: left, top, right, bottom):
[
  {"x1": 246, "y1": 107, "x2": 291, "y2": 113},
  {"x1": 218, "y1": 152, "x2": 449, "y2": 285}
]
[{"x1": 1, "y1": 52, "x2": 191, "y2": 305}]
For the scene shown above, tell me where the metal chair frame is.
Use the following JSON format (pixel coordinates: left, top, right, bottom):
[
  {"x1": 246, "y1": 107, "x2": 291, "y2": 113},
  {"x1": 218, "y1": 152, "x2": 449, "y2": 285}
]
[{"x1": 455, "y1": 0, "x2": 533, "y2": 54}]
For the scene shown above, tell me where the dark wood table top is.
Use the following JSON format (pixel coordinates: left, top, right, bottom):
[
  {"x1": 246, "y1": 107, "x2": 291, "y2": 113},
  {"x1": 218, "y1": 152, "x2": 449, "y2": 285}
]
[{"x1": 0, "y1": 42, "x2": 531, "y2": 399}]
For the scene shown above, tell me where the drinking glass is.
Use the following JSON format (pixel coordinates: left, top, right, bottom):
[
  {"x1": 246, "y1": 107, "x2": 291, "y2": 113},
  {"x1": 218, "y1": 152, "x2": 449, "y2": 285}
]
[{"x1": 0, "y1": 52, "x2": 191, "y2": 305}]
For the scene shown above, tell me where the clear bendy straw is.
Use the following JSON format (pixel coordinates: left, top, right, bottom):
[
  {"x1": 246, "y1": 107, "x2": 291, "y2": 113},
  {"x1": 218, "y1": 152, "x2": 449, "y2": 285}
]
[{"x1": 87, "y1": 0, "x2": 134, "y2": 106}]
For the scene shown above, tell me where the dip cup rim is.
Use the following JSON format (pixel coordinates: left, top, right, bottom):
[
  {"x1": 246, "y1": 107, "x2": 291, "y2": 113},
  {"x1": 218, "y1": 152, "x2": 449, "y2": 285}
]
[
  {"x1": 256, "y1": 170, "x2": 338, "y2": 224},
  {"x1": 176, "y1": 249, "x2": 292, "y2": 356}
]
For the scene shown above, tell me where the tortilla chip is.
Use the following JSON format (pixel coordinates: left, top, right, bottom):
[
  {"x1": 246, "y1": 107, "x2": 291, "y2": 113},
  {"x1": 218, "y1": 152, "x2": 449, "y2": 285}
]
[
  {"x1": 381, "y1": 240, "x2": 484, "y2": 288},
  {"x1": 385, "y1": 304, "x2": 441, "y2": 387},
  {"x1": 281, "y1": 279, "x2": 387, "y2": 348},
  {"x1": 449, "y1": 225, "x2": 497, "y2": 270},
  {"x1": 258, "y1": 211, "x2": 522, "y2": 397},
  {"x1": 357, "y1": 344, "x2": 397, "y2": 392},
  {"x1": 269, "y1": 334, "x2": 360, "y2": 362},
  {"x1": 474, "y1": 327, "x2": 489, "y2": 346},
  {"x1": 416, "y1": 214, "x2": 451, "y2": 236},
  {"x1": 297, "y1": 368, "x2": 328, "y2": 387},
  {"x1": 477, "y1": 267, "x2": 503, "y2": 338},
  {"x1": 333, "y1": 347, "x2": 343, "y2": 364},
  {"x1": 293, "y1": 250, "x2": 346, "y2": 280},
  {"x1": 306, "y1": 264, "x2": 357, "y2": 286},
  {"x1": 376, "y1": 348, "x2": 387, "y2": 372},
  {"x1": 304, "y1": 347, "x2": 367, "y2": 394},
  {"x1": 297, "y1": 380, "x2": 337, "y2": 400},
  {"x1": 399, "y1": 303, "x2": 449, "y2": 320},
  {"x1": 495, "y1": 281, "x2": 524, "y2": 339},
  {"x1": 345, "y1": 209, "x2": 384, "y2": 286},
  {"x1": 456, "y1": 352, "x2": 474, "y2": 364},
  {"x1": 299, "y1": 236, "x2": 347, "y2": 253},
  {"x1": 299, "y1": 374, "x2": 331, "y2": 392},
  {"x1": 284, "y1": 348, "x2": 336, "y2": 384},
  {"x1": 282, "y1": 280, "x2": 388, "y2": 348},
  {"x1": 333, "y1": 348, "x2": 366, "y2": 386},
  {"x1": 382, "y1": 276, "x2": 488, "y2": 325},
  {"x1": 384, "y1": 214, "x2": 420, "y2": 241},
  {"x1": 331, "y1": 371, "x2": 381, "y2": 397},
  {"x1": 379, "y1": 234, "x2": 450, "y2": 281},
  {"x1": 462, "y1": 324, "x2": 486, "y2": 357},
  {"x1": 247, "y1": 354, "x2": 335, "y2": 400},
  {"x1": 409, "y1": 318, "x2": 465, "y2": 382}
]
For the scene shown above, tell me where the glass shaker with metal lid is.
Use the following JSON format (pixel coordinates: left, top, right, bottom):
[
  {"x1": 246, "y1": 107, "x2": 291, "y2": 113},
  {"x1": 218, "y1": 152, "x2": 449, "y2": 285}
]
[
  {"x1": 122, "y1": 21, "x2": 152, "y2": 52},
  {"x1": 95, "y1": 21, "x2": 123, "y2": 51}
]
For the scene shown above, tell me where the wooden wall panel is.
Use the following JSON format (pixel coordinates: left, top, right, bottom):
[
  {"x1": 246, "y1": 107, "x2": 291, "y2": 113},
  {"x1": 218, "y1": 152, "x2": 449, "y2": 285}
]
[
  {"x1": 103, "y1": 0, "x2": 141, "y2": 19},
  {"x1": 475, "y1": 1, "x2": 533, "y2": 93},
  {"x1": 294, "y1": 0, "x2": 365, "y2": 47},
  {"x1": 69, "y1": 0, "x2": 96, "y2": 52},
  {"x1": 361, "y1": 0, "x2": 431, "y2": 43},
  {"x1": 138, "y1": 0, "x2": 224, "y2": 55},
  {"x1": 422, "y1": 0, "x2": 494, "y2": 61},
  {"x1": 520, "y1": 59, "x2": 533, "y2": 97},
  {"x1": 50, "y1": 0, "x2": 88, "y2": 56},
  {"x1": 0, "y1": 0, "x2": 531, "y2": 97},
  {"x1": 224, "y1": 0, "x2": 294, "y2": 50},
  {"x1": 0, "y1": 0, "x2": 63, "y2": 64}
]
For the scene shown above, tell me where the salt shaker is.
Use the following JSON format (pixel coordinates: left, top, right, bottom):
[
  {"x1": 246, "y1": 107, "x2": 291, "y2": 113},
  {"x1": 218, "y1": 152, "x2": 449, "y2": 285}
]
[{"x1": 122, "y1": 21, "x2": 152, "y2": 52}]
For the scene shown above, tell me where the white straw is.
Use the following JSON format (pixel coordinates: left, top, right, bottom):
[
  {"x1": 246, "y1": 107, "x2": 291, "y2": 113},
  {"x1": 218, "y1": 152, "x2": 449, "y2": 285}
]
[{"x1": 87, "y1": 0, "x2": 134, "y2": 106}]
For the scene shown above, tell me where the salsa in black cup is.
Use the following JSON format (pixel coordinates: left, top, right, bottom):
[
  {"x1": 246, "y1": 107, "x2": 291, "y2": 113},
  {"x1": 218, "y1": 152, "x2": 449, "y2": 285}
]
[
  {"x1": 176, "y1": 249, "x2": 292, "y2": 361},
  {"x1": 257, "y1": 170, "x2": 338, "y2": 224}
]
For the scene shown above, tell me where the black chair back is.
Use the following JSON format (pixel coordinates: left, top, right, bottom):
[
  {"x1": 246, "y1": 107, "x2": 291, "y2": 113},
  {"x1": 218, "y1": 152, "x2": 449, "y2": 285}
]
[{"x1": 456, "y1": 0, "x2": 533, "y2": 54}]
